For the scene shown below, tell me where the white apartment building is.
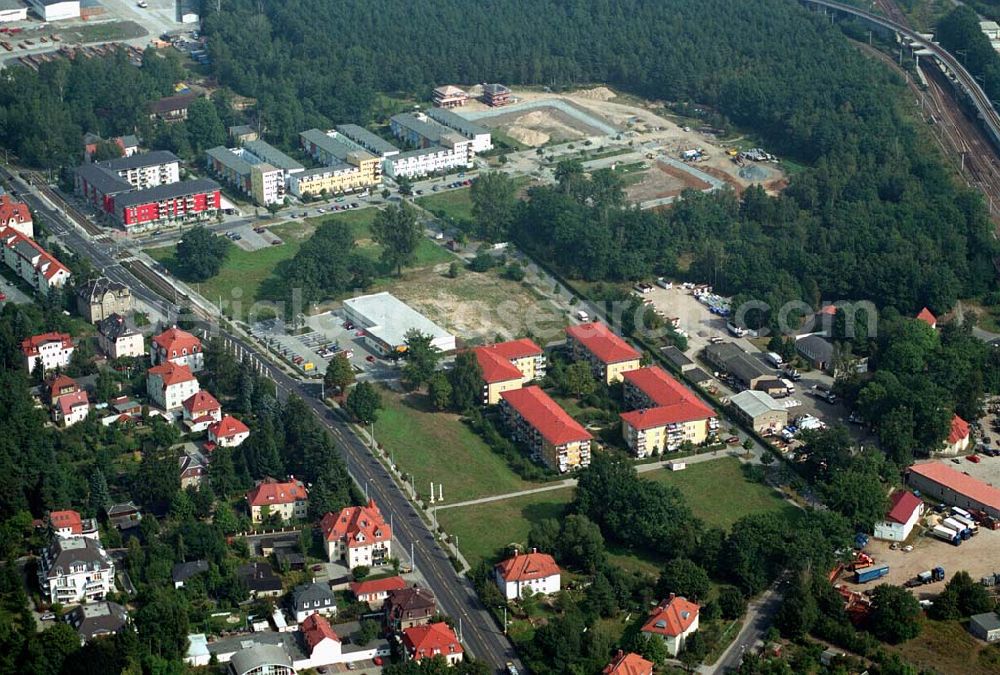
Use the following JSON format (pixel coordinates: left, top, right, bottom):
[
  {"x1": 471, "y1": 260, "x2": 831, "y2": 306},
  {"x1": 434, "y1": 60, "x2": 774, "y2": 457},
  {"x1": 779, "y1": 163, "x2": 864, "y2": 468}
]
[
  {"x1": 146, "y1": 362, "x2": 200, "y2": 411},
  {"x1": 99, "y1": 151, "x2": 181, "y2": 189},
  {"x1": 37, "y1": 536, "x2": 115, "y2": 604},
  {"x1": 320, "y1": 500, "x2": 392, "y2": 569},
  {"x1": 494, "y1": 551, "x2": 561, "y2": 600},
  {"x1": 385, "y1": 144, "x2": 472, "y2": 179},
  {"x1": 426, "y1": 107, "x2": 493, "y2": 153},
  {"x1": 22, "y1": 332, "x2": 74, "y2": 373}
]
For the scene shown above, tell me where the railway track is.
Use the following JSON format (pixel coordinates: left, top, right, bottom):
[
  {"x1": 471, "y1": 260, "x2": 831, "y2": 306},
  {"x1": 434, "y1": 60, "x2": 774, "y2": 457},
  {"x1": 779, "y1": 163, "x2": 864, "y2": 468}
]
[{"x1": 26, "y1": 170, "x2": 105, "y2": 237}]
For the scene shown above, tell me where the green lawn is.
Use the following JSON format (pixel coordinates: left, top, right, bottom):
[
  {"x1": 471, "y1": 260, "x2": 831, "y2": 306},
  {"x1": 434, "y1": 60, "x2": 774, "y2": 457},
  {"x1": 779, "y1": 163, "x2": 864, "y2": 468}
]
[
  {"x1": 642, "y1": 458, "x2": 801, "y2": 531},
  {"x1": 146, "y1": 223, "x2": 303, "y2": 307},
  {"x1": 376, "y1": 391, "x2": 538, "y2": 505},
  {"x1": 145, "y1": 211, "x2": 452, "y2": 309},
  {"x1": 436, "y1": 487, "x2": 574, "y2": 569},
  {"x1": 416, "y1": 189, "x2": 475, "y2": 222}
]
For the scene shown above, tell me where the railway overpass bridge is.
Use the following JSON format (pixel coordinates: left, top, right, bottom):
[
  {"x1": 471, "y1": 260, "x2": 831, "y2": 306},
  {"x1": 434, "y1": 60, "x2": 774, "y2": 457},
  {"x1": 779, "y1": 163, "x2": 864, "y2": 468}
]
[{"x1": 800, "y1": 0, "x2": 1000, "y2": 150}]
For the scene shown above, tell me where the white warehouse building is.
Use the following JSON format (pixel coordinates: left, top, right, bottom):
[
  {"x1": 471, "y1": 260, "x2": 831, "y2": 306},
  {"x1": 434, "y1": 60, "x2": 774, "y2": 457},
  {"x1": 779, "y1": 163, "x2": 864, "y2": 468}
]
[
  {"x1": 0, "y1": 0, "x2": 28, "y2": 23},
  {"x1": 342, "y1": 292, "x2": 456, "y2": 355},
  {"x1": 28, "y1": 0, "x2": 78, "y2": 21}
]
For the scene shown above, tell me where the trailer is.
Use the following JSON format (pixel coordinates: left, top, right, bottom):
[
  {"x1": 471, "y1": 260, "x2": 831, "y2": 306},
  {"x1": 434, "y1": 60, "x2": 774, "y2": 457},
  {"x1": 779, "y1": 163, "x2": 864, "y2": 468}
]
[
  {"x1": 932, "y1": 524, "x2": 962, "y2": 545},
  {"x1": 854, "y1": 564, "x2": 890, "y2": 584},
  {"x1": 766, "y1": 352, "x2": 784, "y2": 368},
  {"x1": 952, "y1": 514, "x2": 978, "y2": 533},
  {"x1": 943, "y1": 518, "x2": 971, "y2": 539},
  {"x1": 951, "y1": 507, "x2": 972, "y2": 520}
]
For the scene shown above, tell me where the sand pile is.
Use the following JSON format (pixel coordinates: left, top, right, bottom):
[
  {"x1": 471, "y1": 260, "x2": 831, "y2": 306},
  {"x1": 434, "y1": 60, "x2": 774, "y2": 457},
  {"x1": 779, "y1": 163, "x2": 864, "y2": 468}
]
[{"x1": 573, "y1": 86, "x2": 616, "y2": 101}]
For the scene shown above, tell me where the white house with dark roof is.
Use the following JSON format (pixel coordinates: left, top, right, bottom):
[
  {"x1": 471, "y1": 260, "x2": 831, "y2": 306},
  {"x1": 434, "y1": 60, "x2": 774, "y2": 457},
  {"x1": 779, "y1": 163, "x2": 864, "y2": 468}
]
[
  {"x1": 66, "y1": 601, "x2": 128, "y2": 644},
  {"x1": 37, "y1": 536, "x2": 115, "y2": 603}
]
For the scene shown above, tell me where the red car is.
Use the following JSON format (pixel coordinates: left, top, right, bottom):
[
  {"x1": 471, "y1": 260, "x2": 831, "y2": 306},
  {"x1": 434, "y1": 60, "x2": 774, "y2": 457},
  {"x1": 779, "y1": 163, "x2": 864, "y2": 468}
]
[
  {"x1": 726, "y1": 436, "x2": 740, "y2": 445},
  {"x1": 0, "y1": 293, "x2": 6, "y2": 301},
  {"x1": 373, "y1": 657, "x2": 383, "y2": 666},
  {"x1": 355, "y1": 330, "x2": 365, "y2": 337},
  {"x1": 366, "y1": 355, "x2": 376, "y2": 363},
  {"x1": 967, "y1": 454, "x2": 982, "y2": 463}
]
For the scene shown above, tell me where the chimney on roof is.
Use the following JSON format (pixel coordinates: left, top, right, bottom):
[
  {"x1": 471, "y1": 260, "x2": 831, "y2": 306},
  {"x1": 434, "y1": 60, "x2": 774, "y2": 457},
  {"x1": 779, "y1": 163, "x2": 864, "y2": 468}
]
[
  {"x1": 669, "y1": 592, "x2": 676, "y2": 601},
  {"x1": 531, "y1": 547, "x2": 537, "y2": 554}
]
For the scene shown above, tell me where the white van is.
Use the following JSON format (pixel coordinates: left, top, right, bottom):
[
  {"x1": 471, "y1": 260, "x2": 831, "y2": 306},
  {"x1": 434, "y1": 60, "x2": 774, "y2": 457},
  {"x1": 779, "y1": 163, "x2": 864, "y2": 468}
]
[{"x1": 575, "y1": 310, "x2": 590, "y2": 322}]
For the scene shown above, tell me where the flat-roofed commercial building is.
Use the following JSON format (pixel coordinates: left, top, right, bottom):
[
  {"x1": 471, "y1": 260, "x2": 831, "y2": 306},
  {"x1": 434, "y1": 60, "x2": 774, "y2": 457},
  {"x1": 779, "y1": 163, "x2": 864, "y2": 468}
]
[
  {"x1": 500, "y1": 385, "x2": 592, "y2": 473},
  {"x1": 342, "y1": 292, "x2": 456, "y2": 355},
  {"x1": 0, "y1": 0, "x2": 28, "y2": 23}
]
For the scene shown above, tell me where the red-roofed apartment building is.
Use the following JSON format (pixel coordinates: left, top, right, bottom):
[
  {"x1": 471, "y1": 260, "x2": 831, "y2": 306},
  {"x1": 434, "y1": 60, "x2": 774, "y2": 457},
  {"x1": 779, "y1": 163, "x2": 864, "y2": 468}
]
[
  {"x1": 401, "y1": 622, "x2": 463, "y2": 665},
  {"x1": 0, "y1": 195, "x2": 33, "y2": 238},
  {"x1": 146, "y1": 362, "x2": 199, "y2": 411},
  {"x1": 908, "y1": 462, "x2": 1000, "y2": 519},
  {"x1": 22, "y1": 332, "x2": 74, "y2": 373},
  {"x1": 321, "y1": 499, "x2": 392, "y2": 568},
  {"x1": 500, "y1": 386, "x2": 592, "y2": 473},
  {"x1": 494, "y1": 549, "x2": 561, "y2": 600},
  {"x1": 565, "y1": 322, "x2": 641, "y2": 384},
  {"x1": 620, "y1": 366, "x2": 719, "y2": 457},
  {"x1": 350, "y1": 575, "x2": 406, "y2": 607},
  {"x1": 603, "y1": 651, "x2": 654, "y2": 675},
  {"x1": 246, "y1": 477, "x2": 309, "y2": 523},
  {"x1": 48, "y1": 509, "x2": 99, "y2": 540},
  {"x1": 182, "y1": 390, "x2": 222, "y2": 432},
  {"x1": 0, "y1": 226, "x2": 70, "y2": 294},
  {"x1": 641, "y1": 594, "x2": 700, "y2": 656},
  {"x1": 874, "y1": 491, "x2": 924, "y2": 542},
  {"x1": 473, "y1": 338, "x2": 546, "y2": 405},
  {"x1": 944, "y1": 414, "x2": 971, "y2": 455},
  {"x1": 208, "y1": 415, "x2": 250, "y2": 448},
  {"x1": 300, "y1": 613, "x2": 343, "y2": 665},
  {"x1": 150, "y1": 326, "x2": 204, "y2": 372},
  {"x1": 916, "y1": 307, "x2": 937, "y2": 329}
]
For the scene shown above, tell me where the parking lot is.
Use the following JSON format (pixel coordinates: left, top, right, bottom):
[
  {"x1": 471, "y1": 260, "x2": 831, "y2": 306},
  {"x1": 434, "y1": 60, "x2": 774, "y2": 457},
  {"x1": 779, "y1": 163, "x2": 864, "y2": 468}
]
[
  {"x1": 840, "y1": 521, "x2": 1000, "y2": 599},
  {"x1": 250, "y1": 312, "x2": 397, "y2": 381},
  {"x1": 226, "y1": 223, "x2": 283, "y2": 252}
]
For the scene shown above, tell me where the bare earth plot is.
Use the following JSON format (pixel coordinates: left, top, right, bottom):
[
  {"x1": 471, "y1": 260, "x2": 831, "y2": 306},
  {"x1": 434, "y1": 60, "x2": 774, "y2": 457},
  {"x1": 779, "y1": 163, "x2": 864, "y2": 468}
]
[
  {"x1": 625, "y1": 160, "x2": 712, "y2": 204},
  {"x1": 387, "y1": 267, "x2": 567, "y2": 343}
]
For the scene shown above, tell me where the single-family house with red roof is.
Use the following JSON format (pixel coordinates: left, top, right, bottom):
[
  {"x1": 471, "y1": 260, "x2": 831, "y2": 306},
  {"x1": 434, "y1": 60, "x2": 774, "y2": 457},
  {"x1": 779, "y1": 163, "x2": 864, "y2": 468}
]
[
  {"x1": 494, "y1": 549, "x2": 561, "y2": 600},
  {"x1": 500, "y1": 386, "x2": 592, "y2": 473},
  {"x1": 47, "y1": 509, "x2": 99, "y2": 540},
  {"x1": 874, "y1": 491, "x2": 924, "y2": 542},
  {"x1": 182, "y1": 390, "x2": 222, "y2": 432},
  {"x1": 300, "y1": 613, "x2": 342, "y2": 664},
  {"x1": 916, "y1": 307, "x2": 937, "y2": 329},
  {"x1": 350, "y1": 575, "x2": 406, "y2": 607},
  {"x1": 565, "y1": 322, "x2": 641, "y2": 384},
  {"x1": 320, "y1": 499, "x2": 392, "y2": 568},
  {"x1": 246, "y1": 477, "x2": 309, "y2": 523},
  {"x1": 401, "y1": 622, "x2": 463, "y2": 665},
  {"x1": 208, "y1": 414, "x2": 250, "y2": 447},
  {"x1": 603, "y1": 651, "x2": 653, "y2": 675},
  {"x1": 641, "y1": 594, "x2": 700, "y2": 656},
  {"x1": 55, "y1": 389, "x2": 90, "y2": 428}
]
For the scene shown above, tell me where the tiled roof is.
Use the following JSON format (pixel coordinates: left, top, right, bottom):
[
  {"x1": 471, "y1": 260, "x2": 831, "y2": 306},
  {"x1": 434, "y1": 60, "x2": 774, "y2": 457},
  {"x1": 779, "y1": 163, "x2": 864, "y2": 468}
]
[
  {"x1": 386, "y1": 585, "x2": 436, "y2": 614},
  {"x1": 495, "y1": 551, "x2": 560, "y2": 582},
  {"x1": 909, "y1": 462, "x2": 1000, "y2": 512},
  {"x1": 566, "y1": 322, "x2": 640, "y2": 364},
  {"x1": 350, "y1": 576, "x2": 406, "y2": 597},
  {"x1": 247, "y1": 477, "x2": 308, "y2": 507},
  {"x1": 621, "y1": 405, "x2": 711, "y2": 430},
  {"x1": 500, "y1": 386, "x2": 592, "y2": 446},
  {"x1": 603, "y1": 652, "x2": 654, "y2": 675},
  {"x1": 885, "y1": 491, "x2": 922, "y2": 525},
  {"x1": 209, "y1": 415, "x2": 249, "y2": 439},
  {"x1": 642, "y1": 595, "x2": 699, "y2": 637},
  {"x1": 183, "y1": 390, "x2": 220, "y2": 414},
  {"x1": 948, "y1": 414, "x2": 969, "y2": 445},
  {"x1": 151, "y1": 326, "x2": 201, "y2": 353},
  {"x1": 622, "y1": 366, "x2": 715, "y2": 419},
  {"x1": 21, "y1": 332, "x2": 72, "y2": 356},
  {"x1": 58, "y1": 390, "x2": 89, "y2": 416},
  {"x1": 0, "y1": 194, "x2": 30, "y2": 225},
  {"x1": 97, "y1": 313, "x2": 137, "y2": 342},
  {"x1": 148, "y1": 93, "x2": 197, "y2": 115},
  {"x1": 49, "y1": 509, "x2": 82, "y2": 534},
  {"x1": 479, "y1": 338, "x2": 542, "y2": 360},
  {"x1": 402, "y1": 622, "x2": 463, "y2": 660},
  {"x1": 916, "y1": 307, "x2": 937, "y2": 327},
  {"x1": 474, "y1": 348, "x2": 524, "y2": 384},
  {"x1": 321, "y1": 499, "x2": 391, "y2": 548},
  {"x1": 301, "y1": 613, "x2": 340, "y2": 651},
  {"x1": 49, "y1": 374, "x2": 78, "y2": 400},
  {"x1": 148, "y1": 362, "x2": 196, "y2": 386}
]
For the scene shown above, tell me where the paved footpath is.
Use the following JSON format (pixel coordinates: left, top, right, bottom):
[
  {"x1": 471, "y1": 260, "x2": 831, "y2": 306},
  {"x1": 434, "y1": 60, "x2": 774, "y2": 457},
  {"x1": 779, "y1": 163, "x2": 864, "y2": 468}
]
[{"x1": 429, "y1": 447, "x2": 758, "y2": 513}]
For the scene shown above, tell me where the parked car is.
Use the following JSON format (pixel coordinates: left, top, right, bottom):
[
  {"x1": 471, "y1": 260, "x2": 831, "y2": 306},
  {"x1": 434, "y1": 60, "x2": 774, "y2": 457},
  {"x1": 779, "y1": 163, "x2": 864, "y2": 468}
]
[
  {"x1": 726, "y1": 436, "x2": 740, "y2": 445},
  {"x1": 254, "y1": 227, "x2": 266, "y2": 233},
  {"x1": 40, "y1": 613, "x2": 55, "y2": 621},
  {"x1": 366, "y1": 355, "x2": 376, "y2": 363},
  {"x1": 967, "y1": 454, "x2": 982, "y2": 463}
]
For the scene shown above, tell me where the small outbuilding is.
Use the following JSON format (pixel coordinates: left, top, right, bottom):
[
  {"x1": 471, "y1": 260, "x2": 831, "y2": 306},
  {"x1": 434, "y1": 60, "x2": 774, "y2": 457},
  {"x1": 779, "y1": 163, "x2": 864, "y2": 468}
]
[{"x1": 970, "y1": 612, "x2": 1000, "y2": 643}]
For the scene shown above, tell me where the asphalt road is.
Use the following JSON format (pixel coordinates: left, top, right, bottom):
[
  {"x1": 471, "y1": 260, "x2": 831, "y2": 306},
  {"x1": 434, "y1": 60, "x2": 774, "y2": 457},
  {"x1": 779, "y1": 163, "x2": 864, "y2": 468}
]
[
  {"x1": 707, "y1": 582, "x2": 784, "y2": 674},
  {"x1": 0, "y1": 165, "x2": 522, "y2": 671}
]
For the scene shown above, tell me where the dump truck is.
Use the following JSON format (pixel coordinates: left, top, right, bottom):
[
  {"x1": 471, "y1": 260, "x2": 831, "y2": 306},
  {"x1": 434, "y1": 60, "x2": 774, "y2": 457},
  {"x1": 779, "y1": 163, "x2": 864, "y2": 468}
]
[
  {"x1": 854, "y1": 564, "x2": 890, "y2": 584},
  {"x1": 932, "y1": 524, "x2": 962, "y2": 545}
]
